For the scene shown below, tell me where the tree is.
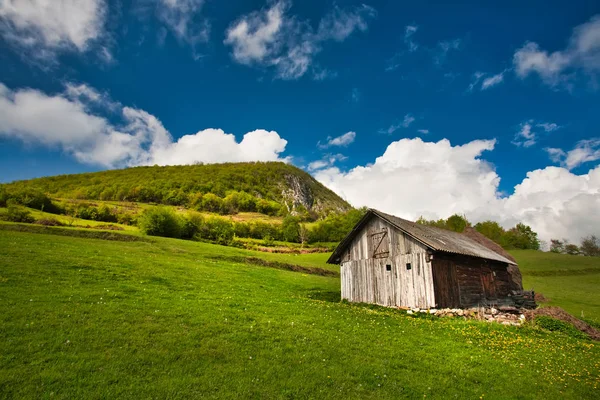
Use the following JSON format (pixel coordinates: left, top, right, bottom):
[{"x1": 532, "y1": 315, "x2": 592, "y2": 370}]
[
  {"x1": 474, "y1": 220, "x2": 505, "y2": 244},
  {"x1": 281, "y1": 215, "x2": 301, "y2": 243},
  {"x1": 580, "y1": 235, "x2": 600, "y2": 257},
  {"x1": 503, "y1": 223, "x2": 540, "y2": 250},
  {"x1": 549, "y1": 239, "x2": 565, "y2": 254},
  {"x1": 565, "y1": 244, "x2": 580, "y2": 255},
  {"x1": 446, "y1": 214, "x2": 469, "y2": 233}
]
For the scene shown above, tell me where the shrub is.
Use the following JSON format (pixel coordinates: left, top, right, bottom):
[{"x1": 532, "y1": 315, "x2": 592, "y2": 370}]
[
  {"x1": 281, "y1": 215, "x2": 300, "y2": 243},
  {"x1": 201, "y1": 193, "x2": 223, "y2": 213},
  {"x1": 180, "y1": 212, "x2": 204, "y2": 239},
  {"x1": 138, "y1": 207, "x2": 182, "y2": 238},
  {"x1": 535, "y1": 316, "x2": 587, "y2": 340},
  {"x1": 117, "y1": 212, "x2": 136, "y2": 226},
  {"x1": 2, "y1": 205, "x2": 35, "y2": 223},
  {"x1": 196, "y1": 217, "x2": 234, "y2": 244}
]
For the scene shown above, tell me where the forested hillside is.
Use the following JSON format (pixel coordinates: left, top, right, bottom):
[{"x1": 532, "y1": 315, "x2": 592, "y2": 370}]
[{"x1": 2, "y1": 162, "x2": 351, "y2": 219}]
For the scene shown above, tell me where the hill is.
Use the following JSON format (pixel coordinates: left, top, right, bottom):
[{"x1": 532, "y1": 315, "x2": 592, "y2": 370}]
[
  {"x1": 1, "y1": 162, "x2": 351, "y2": 219},
  {"x1": 0, "y1": 225, "x2": 598, "y2": 399}
]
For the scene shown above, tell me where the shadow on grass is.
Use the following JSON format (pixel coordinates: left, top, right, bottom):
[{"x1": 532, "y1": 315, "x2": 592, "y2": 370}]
[{"x1": 306, "y1": 289, "x2": 341, "y2": 303}]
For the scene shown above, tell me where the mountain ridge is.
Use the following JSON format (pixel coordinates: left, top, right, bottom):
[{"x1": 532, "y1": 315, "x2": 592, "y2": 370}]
[{"x1": 2, "y1": 162, "x2": 351, "y2": 219}]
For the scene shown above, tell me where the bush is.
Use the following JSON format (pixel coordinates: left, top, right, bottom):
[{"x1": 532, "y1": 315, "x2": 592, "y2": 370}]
[
  {"x1": 5, "y1": 188, "x2": 59, "y2": 213},
  {"x1": 180, "y1": 212, "x2": 204, "y2": 239},
  {"x1": 2, "y1": 205, "x2": 35, "y2": 223},
  {"x1": 535, "y1": 316, "x2": 587, "y2": 340},
  {"x1": 281, "y1": 215, "x2": 300, "y2": 243},
  {"x1": 138, "y1": 207, "x2": 182, "y2": 238},
  {"x1": 196, "y1": 217, "x2": 235, "y2": 244}
]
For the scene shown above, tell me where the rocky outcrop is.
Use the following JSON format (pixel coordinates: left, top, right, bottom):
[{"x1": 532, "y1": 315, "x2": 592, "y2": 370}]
[{"x1": 281, "y1": 174, "x2": 314, "y2": 212}]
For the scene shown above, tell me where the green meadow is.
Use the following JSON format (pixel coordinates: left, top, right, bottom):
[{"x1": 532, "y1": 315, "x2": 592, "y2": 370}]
[{"x1": 0, "y1": 226, "x2": 599, "y2": 399}]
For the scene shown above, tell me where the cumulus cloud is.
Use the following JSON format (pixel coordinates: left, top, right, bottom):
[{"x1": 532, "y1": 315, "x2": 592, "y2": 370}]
[
  {"x1": 0, "y1": 82, "x2": 288, "y2": 168},
  {"x1": 378, "y1": 114, "x2": 415, "y2": 135},
  {"x1": 157, "y1": 0, "x2": 210, "y2": 50},
  {"x1": 513, "y1": 15, "x2": 600, "y2": 87},
  {"x1": 546, "y1": 139, "x2": 600, "y2": 170},
  {"x1": 317, "y1": 131, "x2": 356, "y2": 149},
  {"x1": 512, "y1": 120, "x2": 561, "y2": 148},
  {"x1": 0, "y1": 0, "x2": 107, "y2": 61},
  {"x1": 224, "y1": 0, "x2": 375, "y2": 79},
  {"x1": 314, "y1": 136, "x2": 600, "y2": 243}
]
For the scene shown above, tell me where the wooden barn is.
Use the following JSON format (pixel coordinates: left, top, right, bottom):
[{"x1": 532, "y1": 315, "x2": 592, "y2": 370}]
[{"x1": 328, "y1": 209, "x2": 530, "y2": 309}]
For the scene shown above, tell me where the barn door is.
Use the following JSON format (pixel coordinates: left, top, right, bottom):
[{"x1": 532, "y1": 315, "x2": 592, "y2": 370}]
[
  {"x1": 432, "y1": 259, "x2": 459, "y2": 308},
  {"x1": 369, "y1": 228, "x2": 389, "y2": 259},
  {"x1": 481, "y1": 266, "x2": 497, "y2": 299}
]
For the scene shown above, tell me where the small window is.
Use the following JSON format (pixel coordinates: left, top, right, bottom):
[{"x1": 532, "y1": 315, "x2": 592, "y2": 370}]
[
  {"x1": 386, "y1": 264, "x2": 391, "y2": 271},
  {"x1": 406, "y1": 263, "x2": 412, "y2": 270}
]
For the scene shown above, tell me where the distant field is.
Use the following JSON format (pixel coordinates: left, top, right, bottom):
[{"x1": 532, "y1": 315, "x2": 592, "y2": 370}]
[
  {"x1": 0, "y1": 227, "x2": 598, "y2": 399},
  {"x1": 513, "y1": 250, "x2": 600, "y2": 322}
]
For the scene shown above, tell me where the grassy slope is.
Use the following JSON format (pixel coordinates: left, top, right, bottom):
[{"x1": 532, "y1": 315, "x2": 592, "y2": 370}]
[
  {"x1": 3, "y1": 162, "x2": 351, "y2": 215},
  {"x1": 514, "y1": 250, "x2": 600, "y2": 322},
  {"x1": 0, "y1": 229, "x2": 598, "y2": 399}
]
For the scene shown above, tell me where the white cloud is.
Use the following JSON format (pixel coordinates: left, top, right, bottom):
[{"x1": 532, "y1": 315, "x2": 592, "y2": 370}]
[
  {"x1": 224, "y1": 1, "x2": 375, "y2": 79},
  {"x1": 307, "y1": 153, "x2": 346, "y2": 171},
  {"x1": 468, "y1": 70, "x2": 506, "y2": 91},
  {"x1": 157, "y1": 0, "x2": 210, "y2": 50},
  {"x1": 418, "y1": 129, "x2": 429, "y2": 134},
  {"x1": 318, "y1": 131, "x2": 356, "y2": 149},
  {"x1": 546, "y1": 139, "x2": 600, "y2": 170},
  {"x1": 0, "y1": 82, "x2": 288, "y2": 168},
  {"x1": 0, "y1": 0, "x2": 107, "y2": 60},
  {"x1": 404, "y1": 25, "x2": 418, "y2": 52},
  {"x1": 314, "y1": 136, "x2": 600, "y2": 243},
  {"x1": 513, "y1": 121, "x2": 537, "y2": 148},
  {"x1": 513, "y1": 15, "x2": 600, "y2": 87},
  {"x1": 481, "y1": 71, "x2": 505, "y2": 90},
  {"x1": 512, "y1": 120, "x2": 561, "y2": 148},
  {"x1": 379, "y1": 114, "x2": 415, "y2": 134},
  {"x1": 467, "y1": 71, "x2": 485, "y2": 92},
  {"x1": 537, "y1": 122, "x2": 560, "y2": 132},
  {"x1": 316, "y1": 4, "x2": 375, "y2": 42}
]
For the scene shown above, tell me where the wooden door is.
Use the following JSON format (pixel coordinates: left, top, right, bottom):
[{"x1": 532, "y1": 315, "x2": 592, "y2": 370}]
[
  {"x1": 480, "y1": 267, "x2": 497, "y2": 299},
  {"x1": 432, "y1": 259, "x2": 459, "y2": 308}
]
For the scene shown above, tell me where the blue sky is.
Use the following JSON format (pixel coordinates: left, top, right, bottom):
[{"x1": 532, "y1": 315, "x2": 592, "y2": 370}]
[{"x1": 1, "y1": 0, "x2": 600, "y2": 241}]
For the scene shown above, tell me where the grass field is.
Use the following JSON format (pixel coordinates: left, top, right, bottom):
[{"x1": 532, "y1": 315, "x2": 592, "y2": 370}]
[
  {"x1": 515, "y1": 250, "x2": 600, "y2": 323},
  {"x1": 0, "y1": 226, "x2": 599, "y2": 399}
]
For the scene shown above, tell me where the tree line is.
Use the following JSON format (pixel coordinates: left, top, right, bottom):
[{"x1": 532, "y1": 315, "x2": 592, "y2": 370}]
[
  {"x1": 549, "y1": 236, "x2": 600, "y2": 257},
  {"x1": 417, "y1": 215, "x2": 541, "y2": 250}
]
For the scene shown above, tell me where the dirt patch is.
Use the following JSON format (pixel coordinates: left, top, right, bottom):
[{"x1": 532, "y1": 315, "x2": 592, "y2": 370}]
[
  {"x1": 534, "y1": 292, "x2": 550, "y2": 303},
  {"x1": 525, "y1": 306, "x2": 600, "y2": 341}
]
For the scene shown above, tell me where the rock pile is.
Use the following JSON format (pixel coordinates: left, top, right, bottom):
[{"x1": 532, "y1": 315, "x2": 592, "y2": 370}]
[{"x1": 403, "y1": 307, "x2": 526, "y2": 326}]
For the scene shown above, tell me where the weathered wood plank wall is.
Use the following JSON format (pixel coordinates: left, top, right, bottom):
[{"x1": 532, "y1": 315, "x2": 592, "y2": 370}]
[
  {"x1": 434, "y1": 254, "x2": 513, "y2": 308},
  {"x1": 340, "y1": 217, "x2": 435, "y2": 308}
]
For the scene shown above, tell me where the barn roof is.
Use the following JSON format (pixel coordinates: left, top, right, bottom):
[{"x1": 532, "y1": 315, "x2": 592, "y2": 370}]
[{"x1": 327, "y1": 209, "x2": 517, "y2": 265}]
